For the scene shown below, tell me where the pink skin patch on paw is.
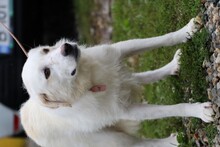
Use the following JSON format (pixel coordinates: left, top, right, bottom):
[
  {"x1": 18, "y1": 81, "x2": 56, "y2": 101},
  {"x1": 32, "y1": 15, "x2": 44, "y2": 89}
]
[{"x1": 89, "y1": 85, "x2": 106, "y2": 92}]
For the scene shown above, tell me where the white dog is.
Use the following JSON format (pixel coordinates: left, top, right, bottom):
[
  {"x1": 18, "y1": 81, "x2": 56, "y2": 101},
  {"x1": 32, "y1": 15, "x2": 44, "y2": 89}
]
[{"x1": 20, "y1": 18, "x2": 213, "y2": 147}]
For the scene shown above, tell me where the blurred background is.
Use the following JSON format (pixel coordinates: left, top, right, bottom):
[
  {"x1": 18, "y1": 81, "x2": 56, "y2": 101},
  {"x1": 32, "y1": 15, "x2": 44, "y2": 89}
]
[
  {"x1": 0, "y1": 0, "x2": 112, "y2": 146},
  {"x1": 0, "y1": 0, "x2": 79, "y2": 146}
]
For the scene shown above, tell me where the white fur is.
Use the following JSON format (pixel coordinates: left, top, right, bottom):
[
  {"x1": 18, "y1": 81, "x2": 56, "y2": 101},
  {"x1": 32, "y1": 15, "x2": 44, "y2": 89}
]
[{"x1": 20, "y1": 18, "x2": 213, "y2": 147}]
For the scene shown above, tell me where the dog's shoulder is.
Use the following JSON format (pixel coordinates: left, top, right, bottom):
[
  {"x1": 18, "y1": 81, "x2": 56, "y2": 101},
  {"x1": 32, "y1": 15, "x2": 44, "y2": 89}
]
[{"x1": 82, "y1": 44, "x2": 121, "y2": 61}]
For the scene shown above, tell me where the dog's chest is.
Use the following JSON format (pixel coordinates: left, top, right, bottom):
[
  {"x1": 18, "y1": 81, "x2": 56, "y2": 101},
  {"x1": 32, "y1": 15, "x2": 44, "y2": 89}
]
[{"x1": 82, "y1": 47, "x2": 123, "y2": 92}]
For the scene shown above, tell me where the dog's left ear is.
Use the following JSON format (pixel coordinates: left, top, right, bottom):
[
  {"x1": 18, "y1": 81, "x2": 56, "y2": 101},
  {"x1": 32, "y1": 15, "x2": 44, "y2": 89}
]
[{"x1": 39, "y1": 93, "x2": 72, "y2": 109}]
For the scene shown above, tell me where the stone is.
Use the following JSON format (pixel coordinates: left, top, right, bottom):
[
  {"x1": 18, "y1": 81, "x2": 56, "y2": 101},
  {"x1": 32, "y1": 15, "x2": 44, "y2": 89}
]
[
  {"x1": 217, "y1": 88, "x2": 220, "y2": 96},
  {"x1": 213, "y1": 103, "x2": 219, "y2": 112},
  {"x1": 218, "y1": 1, "x2": 220, "y2": 7},
  {"x1": 215, "y1": 110, "x2": 220, "y2": 119},
  {"x1": 215, "y1": 48, "x2": 220, "y2": 54},
  {"x1": 213, "y1": 77, "x2": 219, "y2": 85},
  {"x1": 212, "y1": 88, "x2": 217, "y2": 98},
  {"x1": 203, "y1": 60, "x2": 211, "y2": 68},
  {"x1": 211, "y1": 53, "x2": 215, "y2": 62},
  {"x1": 214, "y1": 71, "x2": 218, "y2": 77},
  {"x1": 207, "y1": 67, "x2": 214, "y2": 75},
  {"x1": 208, "y1": 88, "x2": 213, "y2": 100},
  {"x1": 206, "y1": 75, "x2": 211, "y2": 82},
  {"x1": 215, "y1": 54, "x2": 220, "y2": 64},
  {"x1": 217, "y1": 82, "x2": 220, "y2": 89},
  {"x1": 218, "y1": 73, "x2": 220, "y2": 78},
  {"x1": 214, "y1": 98, "x2": 220, "y2": 107},
  {"x1": 217, "y1": 66, "x2": 220, "y2": 72}
]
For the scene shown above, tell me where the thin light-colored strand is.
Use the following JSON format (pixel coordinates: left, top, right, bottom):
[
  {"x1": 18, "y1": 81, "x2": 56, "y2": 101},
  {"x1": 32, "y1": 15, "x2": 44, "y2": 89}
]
[{"x1": 0, "y1": 21, "x2": 28, "y2": 57}]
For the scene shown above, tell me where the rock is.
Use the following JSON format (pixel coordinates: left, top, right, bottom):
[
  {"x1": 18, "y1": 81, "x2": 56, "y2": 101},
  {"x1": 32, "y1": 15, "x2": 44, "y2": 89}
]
[
  {"x1": 207, "y1": 67, "x2": 214, "y2": 75},
  {"x1": 213, "y1": 103, "x2": 219, "y2": 112},
  {"x1": 213, "y1": 77, "x2": 219, "y2": 85},
  {"x1": 217, "y1": 82, "x2": 220, "y2": 89},
  {"x1": 218, "y1": 73, "x2": 220, "y2": 78},
  {"x1": 217, "y1": 88, "x2": 220, "y2": 96},
  {"x1": 215, "y1": 98, "x2": 220, "y2": 107},
  {"x1": 212, "y1": 88, "x2": 218, "y2": 98},
  {"x1": 215, "y1": 48, "x2": 220, "y2": 54},
  {"x1": 213, "y1": 32, "x2": 217, "y2": 40},
  {"x1": 206, "y1": 75, "x2": 211, "y2": 82},
  {"x1": 214, "y1": 135, "x2": 220, "y2": 145},
  {"x1": 203, "y1": 60, "x2": 212, "y2": 68},
  {"x1": 211, "y1": 53, "x2": 216, "y2": 62},
  {"x1": 201, "y1": 0, "x2": 207, "y2": 4},
  {"x1": 218, "y1": 1, "x2": 220, "y2": 7},
  {"x1": 214, "y1": 71, "x2": 218, "y2": 77},
  {"x1": 195, "y1": 15, "x2": 204, "y2": 29},
  {"x1": 214, "y1": 63, "x2": 217, "y2": 70},
  {"x1": 208, "y1": 88, "x2": 213, "y2": 100},
  {"x1": 217, "y1": 66, "x2": 220, "y2": 72},
  {"x1": 215, "y1": 110, "x2": 220, "y2": 119},
  {"x1": 215, "y1": 54, "x2": 220, "y2": 63}
]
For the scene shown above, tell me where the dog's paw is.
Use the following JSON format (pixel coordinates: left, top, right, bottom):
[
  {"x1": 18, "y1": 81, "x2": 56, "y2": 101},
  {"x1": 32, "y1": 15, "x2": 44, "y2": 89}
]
[
  {"x1": 179, "y1": 17, "x2": 203, "y2": 43},
  {"x1": 162, "y1": 133, "x2": 179, "y2": 147},
  {"x1": 168, "y1": 133, "x2": 179, "y2": 146},
  {"x1": 170, "y1": 49, "x2": 182, "y2": 75},
  {"x1": 196, "y1": 102, "x2": 214, "y2": 123}
]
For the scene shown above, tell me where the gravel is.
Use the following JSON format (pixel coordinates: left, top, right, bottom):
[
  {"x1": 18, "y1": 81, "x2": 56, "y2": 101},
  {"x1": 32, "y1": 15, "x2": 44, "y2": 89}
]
[{"x1": 203, "y1": 0, "x2": 220, "y2": 146}]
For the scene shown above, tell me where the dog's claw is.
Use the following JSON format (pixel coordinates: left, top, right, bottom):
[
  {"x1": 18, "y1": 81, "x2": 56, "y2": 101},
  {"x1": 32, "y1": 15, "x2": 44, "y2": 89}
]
[
  {"x1": 170, "y1": 49, "x2": 182, "y2": 75},
  {"x1": 179, "y1": 17, "x2": 202, "y2": 43},
  {"x1": 198, "y1": 102, "x2": 214, "y2": 123},
  {"x1": 163, "y1": 133, "x2": 179, "y2": 146}
]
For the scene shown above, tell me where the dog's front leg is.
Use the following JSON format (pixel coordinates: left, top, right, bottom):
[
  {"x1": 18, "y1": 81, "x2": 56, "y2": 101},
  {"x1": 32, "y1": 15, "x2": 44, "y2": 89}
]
[
  {"x1": 112, "y1": 18, "x2": 201, "y2": 58},
  {"x1": 122, "y1": 102, "x2": 214, "y2": 123},
  {"x1": 132, "y1": 49, "x2": 181, "y2": 84}
]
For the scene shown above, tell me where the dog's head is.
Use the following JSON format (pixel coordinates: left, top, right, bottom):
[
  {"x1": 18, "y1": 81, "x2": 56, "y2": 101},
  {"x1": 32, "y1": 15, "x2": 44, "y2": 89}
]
[{"x1": 22, "y1": 39, "x2": 82, "y2": 108}]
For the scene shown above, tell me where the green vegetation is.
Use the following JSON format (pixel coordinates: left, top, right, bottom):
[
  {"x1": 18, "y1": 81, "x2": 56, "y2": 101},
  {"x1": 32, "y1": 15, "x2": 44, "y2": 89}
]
[
  {"x1": 74, "y1": 0, "x2": 216, "y2": 145},
  {"x1": 74, "y1": 0, "x2": 94, "y2": 44},
  {"x1": 112, "y1": 0, "x2": 216, "y2": 145}
]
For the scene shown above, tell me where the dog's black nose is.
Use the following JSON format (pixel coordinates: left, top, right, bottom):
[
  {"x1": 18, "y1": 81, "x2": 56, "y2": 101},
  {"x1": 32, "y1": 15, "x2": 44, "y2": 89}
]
[{"x1": 61, "y1": 43, "x2": 79, "y2": 58}]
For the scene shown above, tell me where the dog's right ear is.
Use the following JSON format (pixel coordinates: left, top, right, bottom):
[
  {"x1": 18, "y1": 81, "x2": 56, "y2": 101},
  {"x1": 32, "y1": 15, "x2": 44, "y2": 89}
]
[{"x1": 39, "y1": 93, "x2": 72, "y2": 109}]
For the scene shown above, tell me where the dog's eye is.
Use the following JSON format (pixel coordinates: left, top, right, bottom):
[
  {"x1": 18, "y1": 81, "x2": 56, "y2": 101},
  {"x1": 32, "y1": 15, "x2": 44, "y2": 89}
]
[
  {"x1": 43, "y1": 48, "x2": 49, "y2": 54},
  {"x1": 71, "y1": 69, "x2": 76, "y2": 76},
  {"x1": 44, "y1": 67, "x2": 51, "y2": 79}
]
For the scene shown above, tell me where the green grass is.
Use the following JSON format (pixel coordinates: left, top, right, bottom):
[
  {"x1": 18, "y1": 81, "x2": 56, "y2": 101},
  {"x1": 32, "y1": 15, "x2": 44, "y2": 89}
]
[
  {"x1": 74, "y1": 0, "x2": 94, "y2": 44},
  {"x1": 112, "y1": 0, "x2": 216, "y2": 146},
  {"x1": 74, "y1": 0, "x2": 216, "y2": 146}
]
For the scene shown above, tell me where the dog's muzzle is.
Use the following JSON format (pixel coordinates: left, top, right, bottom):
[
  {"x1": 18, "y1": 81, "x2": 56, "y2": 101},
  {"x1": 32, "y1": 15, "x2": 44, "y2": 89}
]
[{"x1": 61, "y1": 43, "x2": 80, "y2": 60}]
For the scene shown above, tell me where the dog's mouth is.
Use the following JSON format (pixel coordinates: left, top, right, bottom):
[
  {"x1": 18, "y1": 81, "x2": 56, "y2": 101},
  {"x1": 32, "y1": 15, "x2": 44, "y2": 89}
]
[{"x1": 40, "y1": 93, "x2": 72, "y2": 109}]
